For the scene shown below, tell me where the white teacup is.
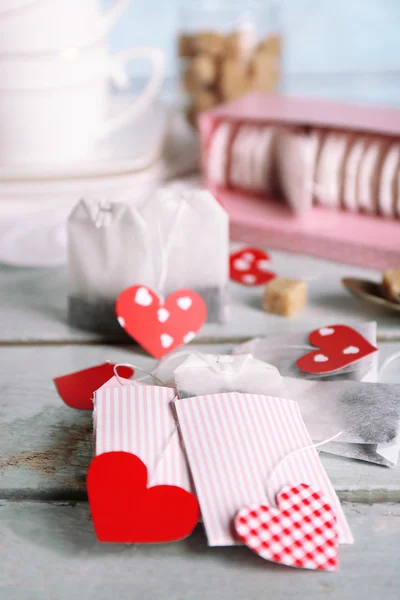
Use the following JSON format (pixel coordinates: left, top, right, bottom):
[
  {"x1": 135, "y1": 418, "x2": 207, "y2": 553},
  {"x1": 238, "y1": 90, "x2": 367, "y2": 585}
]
[
  {"x1": 0, "y1": 42, "x2": 165, "y2": 165},
  {"x1": 0, "y1": 0, "x2": 129, "y2": 54}
]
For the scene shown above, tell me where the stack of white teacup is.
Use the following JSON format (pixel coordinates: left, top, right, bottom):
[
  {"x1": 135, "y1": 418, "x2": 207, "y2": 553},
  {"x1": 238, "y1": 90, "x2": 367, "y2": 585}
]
[{"x1": 0, "y1": 0, "x2": 164, "y2": 165}]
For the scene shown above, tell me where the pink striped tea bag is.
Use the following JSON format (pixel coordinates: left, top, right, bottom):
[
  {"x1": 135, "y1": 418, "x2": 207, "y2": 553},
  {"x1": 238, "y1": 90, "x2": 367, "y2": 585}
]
[
  {"x1": 175, "y1": 392, "x2": 353, "y2": 547},
  {"x1": 93, "y1": 383, "x2": 192, "y2": 492}
]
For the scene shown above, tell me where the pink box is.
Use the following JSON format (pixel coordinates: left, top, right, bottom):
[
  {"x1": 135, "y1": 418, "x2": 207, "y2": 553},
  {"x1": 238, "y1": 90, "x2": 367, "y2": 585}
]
[{"x1": 199, "y1": 93, "x2": 400, "y2": 269}]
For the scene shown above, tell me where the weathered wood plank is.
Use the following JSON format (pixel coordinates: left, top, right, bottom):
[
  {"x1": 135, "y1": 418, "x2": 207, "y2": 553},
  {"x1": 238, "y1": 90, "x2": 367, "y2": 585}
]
[
  {"x1": 0, "y1": 500, "x2": 399, "y2": 600},
  {"x1": 1, "y1": 344, "x2": 400, "y2": 501},
  {"x1": 1, "y1": 250, "x2": 399, "y2": 344}
]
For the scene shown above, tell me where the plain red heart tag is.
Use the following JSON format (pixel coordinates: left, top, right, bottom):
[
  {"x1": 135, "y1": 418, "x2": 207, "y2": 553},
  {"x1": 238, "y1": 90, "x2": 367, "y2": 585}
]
[
  {"x1": 115, "y1": 285, "x2": 207, "y2": 359},
  {"x1": 53, "y1": 362, "x2": 134, "y2": 410},
  {"x1": 230, "y1": 247, "x2": 276, "y2": 286},
  {"x1": 296, "y1": 324, "x2": 378, "y2": 375},
  {"x1": 87, "y1": 452, "x2": 199, "y2": 543},
  {"x1": 235, "y1": 483, "x2": 338, "y2": 571}
]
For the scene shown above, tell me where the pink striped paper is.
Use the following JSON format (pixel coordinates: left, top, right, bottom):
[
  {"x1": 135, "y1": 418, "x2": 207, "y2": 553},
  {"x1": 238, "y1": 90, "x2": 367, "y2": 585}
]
[
  {"x1": 94, "y1": 384, "x2": 192, "y2": 492},
  {"x1": 175, "y1": 392, "x2": 353, "y2": 546}
]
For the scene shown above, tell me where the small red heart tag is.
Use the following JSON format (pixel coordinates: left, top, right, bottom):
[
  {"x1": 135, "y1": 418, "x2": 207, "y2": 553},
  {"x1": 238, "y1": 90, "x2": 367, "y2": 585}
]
[
  {"x1": 87, "y1": 452, "x2": 199, "y2": 543},
  {"x1": 115, "y1": 285, "x2": 207, "y2": 359},
  {"x1": 230, "y1": 247, "x2": 276, "y2": 286},
  {"x1": 235, "y1": 483, "x2": 338, "y2": 571},
  {"x1": 296, "y1": 324, "x2": 378, "y2": 374},
  {"x1": 53, "y1": 362, "x2": 134, "y2": 410}
]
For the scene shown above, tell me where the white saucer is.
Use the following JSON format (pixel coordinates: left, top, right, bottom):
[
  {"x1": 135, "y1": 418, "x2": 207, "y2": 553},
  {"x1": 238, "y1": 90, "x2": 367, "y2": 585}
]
[
  {"x1": 0, "y1": 210, "x2": 68, "y2": 267},
  {"x1": 0, "y1": 96, "x2": 169, "y2": 181}
]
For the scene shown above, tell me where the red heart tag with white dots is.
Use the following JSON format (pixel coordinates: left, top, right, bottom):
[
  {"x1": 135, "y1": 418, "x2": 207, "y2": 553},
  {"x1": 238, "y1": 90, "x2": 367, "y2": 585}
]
[
  {"x1": 235, "y1": 483, "x2": 338, "y2": 571},
  {"x1": 230, "y1": 247, "x2": 276, "y2": 286},
  {"x1": 296, "y1": 324, "x2": 378, "y2": 374},
  {"x1": 115, "y1": 285, "x2": 207, "y2": 359}
]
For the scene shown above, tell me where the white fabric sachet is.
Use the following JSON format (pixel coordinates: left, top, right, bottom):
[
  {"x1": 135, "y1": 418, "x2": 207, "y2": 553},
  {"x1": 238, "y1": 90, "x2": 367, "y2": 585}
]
[
  {"x1": 68, "y1": 188, "x2": 229, "y2": 334},
  {"x1": 233, "y1": 322, "x2": 400, "y2": 467}
]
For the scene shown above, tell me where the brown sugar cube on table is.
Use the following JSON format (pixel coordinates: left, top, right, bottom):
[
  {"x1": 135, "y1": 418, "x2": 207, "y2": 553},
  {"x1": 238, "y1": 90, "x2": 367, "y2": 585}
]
[
  {"x1": 382, "y1": 269, "x2": 400, "y2": 303},
  {"x1": 263, "y1": 278, "x2": 307, "y2": 316}
]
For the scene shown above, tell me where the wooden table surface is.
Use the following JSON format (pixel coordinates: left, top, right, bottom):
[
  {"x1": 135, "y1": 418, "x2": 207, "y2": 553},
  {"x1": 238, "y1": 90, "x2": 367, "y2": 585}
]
[{"x1": 1, "y1": 251, "x2": 400, "y2": 600}]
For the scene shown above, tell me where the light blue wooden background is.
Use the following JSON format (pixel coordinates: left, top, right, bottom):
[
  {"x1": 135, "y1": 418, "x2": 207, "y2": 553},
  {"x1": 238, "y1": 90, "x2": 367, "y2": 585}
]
[{"x1": 105, "y1": 0, "x2": 400, "y2": 104}]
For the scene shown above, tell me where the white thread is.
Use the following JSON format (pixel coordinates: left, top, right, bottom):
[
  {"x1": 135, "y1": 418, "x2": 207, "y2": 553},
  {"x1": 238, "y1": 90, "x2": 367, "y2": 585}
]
[
  {"x1": 267, "y1": 431, "x2": 343, "y2": 498},
  {"x1": 156, "y1": 199, "x2": 188, "y2": 298},
  {"x1": 113, "y1": 363, "x2": 165, "y2": 387},
  {"x1": 379, "y1": 351, "x2": 400, "y2": 381}
]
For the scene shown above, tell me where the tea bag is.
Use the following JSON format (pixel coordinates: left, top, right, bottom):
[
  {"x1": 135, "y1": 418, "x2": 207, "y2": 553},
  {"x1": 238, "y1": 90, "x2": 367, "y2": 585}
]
[
  {"x1": 174, "y1": 353, "x2": 287, "y2": 399},
  {"x1": 233, "y1": 323, "x2": 400, "y2": 466},
  {"x1": 68, "y1": 200, "x2": 148, "y2": 335},
  {"x1": 139, "y1": 188, "x2": 229, "y2": 323},
  {"x1": 68, "y1": 188, "x2": 229, "y2": 333},
  {"x1": 284, "y1": 377, "x2": 400, "y2": 443},
  {"x1": 173, "y1": 345, "x2": 400, "y2": 467},
  {"x1": 233, "y1": 322, "x2": 378, "y2": 382}
]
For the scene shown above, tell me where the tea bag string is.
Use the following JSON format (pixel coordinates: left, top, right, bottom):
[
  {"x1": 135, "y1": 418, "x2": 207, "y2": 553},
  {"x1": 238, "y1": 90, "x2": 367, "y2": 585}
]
[
  {"x1": 266, "y1": 431, "x2": 342, "y2": 500},
  {"x1": 156, "y1": 200, "x2": 188, "y2": 299},
  {"x1": 113, "y1": 363, "x2": 165, "y2": 386}
]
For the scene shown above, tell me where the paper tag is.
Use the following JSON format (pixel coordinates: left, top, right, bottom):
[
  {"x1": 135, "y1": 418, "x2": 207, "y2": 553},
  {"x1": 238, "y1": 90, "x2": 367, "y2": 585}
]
[{"x1": 297, "y1": 325, "x2": 378, "y2": 375}]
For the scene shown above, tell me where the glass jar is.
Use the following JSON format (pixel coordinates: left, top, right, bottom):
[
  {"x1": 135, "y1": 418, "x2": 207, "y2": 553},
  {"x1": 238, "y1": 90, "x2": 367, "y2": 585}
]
[{"x1": 178, "y1": 0, "x2": 282, "y2": 127}]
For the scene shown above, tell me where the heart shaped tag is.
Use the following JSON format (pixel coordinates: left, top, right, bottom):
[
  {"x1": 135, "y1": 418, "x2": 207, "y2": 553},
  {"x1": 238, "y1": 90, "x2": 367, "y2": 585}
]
[
  {"x1": 296, "y1": 324, "x2": 378, "y2": 374},
  {"x1": 115, "y1": 286, "x2": 207, "y2": 359},
  {"x1": 53, "y1": 362, "x2": 134, "y2": 410},
  {"x1": 87, "y1": 452, "x2": 200, "y2": 543},
  {"x1": 235, "y1": 483, "x2": 338, "y2": 571},
  {"x1": 230, "y1": 247, "x2": 276, "y2": 286}
]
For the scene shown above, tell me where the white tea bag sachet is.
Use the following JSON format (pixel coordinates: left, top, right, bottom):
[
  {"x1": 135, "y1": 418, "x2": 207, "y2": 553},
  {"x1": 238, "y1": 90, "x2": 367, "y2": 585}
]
[
  {"x1": 283, "y1": 378, "x2": 400, "y2": 467},
  {"x1": 174, "y1": 353, "x2": 287, "y2": 398},
  {"x1": 233, "y1": 323, "x2": 400, "y2": 466},
  {"x1": 68, "y1": 189, "x2": 229, "y2": 333},
  {"x1": 139, "y1": 188, "x2": 229, "y2": 323},
  {"x1": 68, "y1": 200, "x2": 147, "y2": 335}
]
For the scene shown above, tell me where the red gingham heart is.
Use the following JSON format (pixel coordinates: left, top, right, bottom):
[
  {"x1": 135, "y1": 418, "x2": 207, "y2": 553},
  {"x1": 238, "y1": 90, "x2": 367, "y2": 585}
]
[{"x1": 234, "y1": 483, "x2": 338, "y2": 571}]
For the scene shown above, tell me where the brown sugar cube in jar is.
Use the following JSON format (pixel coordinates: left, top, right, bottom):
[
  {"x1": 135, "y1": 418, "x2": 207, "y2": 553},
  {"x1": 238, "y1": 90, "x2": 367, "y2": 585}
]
[
  {"x1": 182, "y1": 54, "x2": 218, "y2": 92},
  {"x1": 257, "y1": 34, "x2": 282, "y2": 56},
  {"x1": 382, "y1": 269, "x2": 400, "y2": 303},
  {"x1": 185, "y1": 104, "x2": 198, "y2": 129},
  {"x1": 193, "y1": 89, "x2": 219, "y2": 112},
  {"x1": 225, "y1": 31, "x2": 242, "y2": 59},
  {"x1": 251, "y1": 51, "x2": 280, "y2": 91},
  {"x1": 178, "y1": 33, "x2": 196, "y2": 58},
  {"x1": 194, "y1": 31, "x2": 226, "y2": 57},
  {"x1": 191, "y1": 54, "x2": 218, "y2": 86},
  {"x1": 263, "y1": 278, "x2": 307, "y2": 316},
  {"x1": 220, "y1": 58, "x2": 251, "y2": 101}
]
